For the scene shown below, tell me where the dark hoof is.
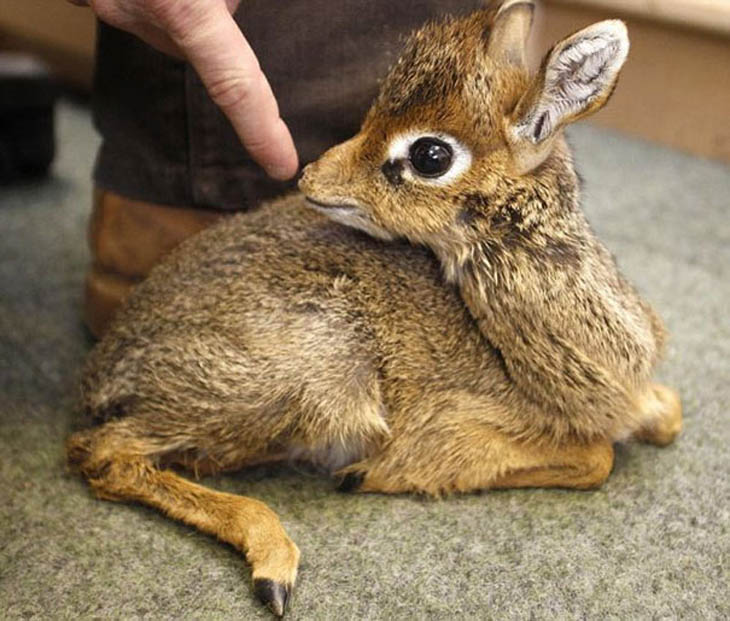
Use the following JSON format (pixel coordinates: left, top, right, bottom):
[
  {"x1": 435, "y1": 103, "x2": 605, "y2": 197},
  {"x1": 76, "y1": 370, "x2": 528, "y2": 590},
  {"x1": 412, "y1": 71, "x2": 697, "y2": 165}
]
[
  {"x1": 337, "y1": 471, "x2": 365, "y2": 493},
  {"x1": 254, "y1": 578, "x2": 291, "y2": 617}
]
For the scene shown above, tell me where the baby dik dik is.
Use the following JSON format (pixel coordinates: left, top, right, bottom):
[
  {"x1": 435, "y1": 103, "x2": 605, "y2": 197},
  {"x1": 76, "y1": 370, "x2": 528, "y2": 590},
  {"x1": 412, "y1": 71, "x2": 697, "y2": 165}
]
[{"x1": 68, "y1": 1, "x2": 681, "y2": 616}]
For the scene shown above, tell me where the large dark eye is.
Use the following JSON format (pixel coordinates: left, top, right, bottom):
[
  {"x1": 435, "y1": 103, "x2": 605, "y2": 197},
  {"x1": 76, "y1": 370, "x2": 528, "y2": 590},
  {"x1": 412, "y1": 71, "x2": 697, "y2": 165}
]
[{"x1": 408, "y1": 137, "x2": 453, "y2": 178}]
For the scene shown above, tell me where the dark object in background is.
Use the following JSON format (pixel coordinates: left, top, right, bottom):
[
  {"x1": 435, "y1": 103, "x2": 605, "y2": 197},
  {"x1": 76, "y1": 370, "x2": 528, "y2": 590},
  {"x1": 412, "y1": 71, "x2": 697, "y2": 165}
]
[{"x1": 0, "y1": 52, "x2": 57, "y2": 183}]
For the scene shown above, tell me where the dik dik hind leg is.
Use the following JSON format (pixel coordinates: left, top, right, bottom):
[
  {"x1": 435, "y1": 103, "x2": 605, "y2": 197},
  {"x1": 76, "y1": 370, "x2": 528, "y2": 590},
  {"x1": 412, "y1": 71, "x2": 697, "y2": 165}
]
[
  {"x1": 338, "y1": 423, "x2": 614, "y2": 495},
  {"x1": 67, "y1": 422, "x2": 299, "y2": 617},
  {"x1": 633, "y1": 383, "x2": 682, "y2": 447}
]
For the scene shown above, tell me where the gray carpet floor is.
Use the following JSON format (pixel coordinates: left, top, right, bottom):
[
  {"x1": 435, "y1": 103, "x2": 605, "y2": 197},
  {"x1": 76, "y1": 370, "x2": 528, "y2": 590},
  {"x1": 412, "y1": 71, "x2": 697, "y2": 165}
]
[{"x1": 1, "y1": 101, "x2": 728, "y2": 619}]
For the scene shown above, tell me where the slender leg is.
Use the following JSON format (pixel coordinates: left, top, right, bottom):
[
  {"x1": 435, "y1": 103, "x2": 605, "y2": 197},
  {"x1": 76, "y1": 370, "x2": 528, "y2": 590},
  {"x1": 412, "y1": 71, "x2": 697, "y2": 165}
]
[
  {"x1": 487, "y1": 441, "x2": 614, "y2": 490},
  {"x1": 338, "y1": 419, "x2": 614, "y2": 495},
  {"x1": 633, "y1": 383, "x2": 682, "y2": 447},
  {"x1": 67, "y1": 424, "x2": 299, "y2": 617}
]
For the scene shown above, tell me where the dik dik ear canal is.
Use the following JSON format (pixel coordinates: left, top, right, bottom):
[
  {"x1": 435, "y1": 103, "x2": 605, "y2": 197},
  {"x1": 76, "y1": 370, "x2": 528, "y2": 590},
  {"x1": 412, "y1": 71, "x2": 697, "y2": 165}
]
[{"x1": 486, "y1": 0, "x2": 536, "y2": 69}]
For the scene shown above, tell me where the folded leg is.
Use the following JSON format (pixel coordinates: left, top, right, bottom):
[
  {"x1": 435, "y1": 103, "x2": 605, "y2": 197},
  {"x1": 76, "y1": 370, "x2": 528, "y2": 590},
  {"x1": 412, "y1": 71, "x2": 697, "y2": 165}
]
[
  {"x1": 339, "y1": 416, "x2": 614, "y2": 495},
  {"x1": 633, "y1": 383, "x2": 682, "y2": 447}
]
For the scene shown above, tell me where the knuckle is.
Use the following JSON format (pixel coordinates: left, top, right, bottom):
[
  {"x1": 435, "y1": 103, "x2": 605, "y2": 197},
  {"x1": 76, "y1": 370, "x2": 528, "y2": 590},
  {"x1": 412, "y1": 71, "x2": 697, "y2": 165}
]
[
  {"x1": 148, "y1": 0, "x2": 191, "y2": 25},
  {"x1": 207, "y1": 72, "x2": 260, "y2": 110},
  {"x1": 241, "y1": 132, "x2": 273, "y2": 157},
  {"x1": 147, "y1": 0, "x2": 208, "y2": 36}
]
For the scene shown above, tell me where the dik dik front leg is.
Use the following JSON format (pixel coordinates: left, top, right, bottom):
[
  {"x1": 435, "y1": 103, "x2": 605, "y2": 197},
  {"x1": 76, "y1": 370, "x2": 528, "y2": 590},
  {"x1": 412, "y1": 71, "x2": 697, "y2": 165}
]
[
  {"x1": 339, "y1": 382, "x2": 681, "y2": 496},
  {"x1": 338, "y1": 418, "x2": 615, "y2": 496},
  {"x1": 66, "y1": 422, "x2": 299, "y2": 617}
]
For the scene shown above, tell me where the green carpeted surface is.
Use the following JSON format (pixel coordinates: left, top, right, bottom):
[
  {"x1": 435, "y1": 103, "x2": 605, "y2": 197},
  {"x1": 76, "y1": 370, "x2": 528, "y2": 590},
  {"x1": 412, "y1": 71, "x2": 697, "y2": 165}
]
[{"x1": 1, "y1": 101, "x2": 728, "y2": 619}]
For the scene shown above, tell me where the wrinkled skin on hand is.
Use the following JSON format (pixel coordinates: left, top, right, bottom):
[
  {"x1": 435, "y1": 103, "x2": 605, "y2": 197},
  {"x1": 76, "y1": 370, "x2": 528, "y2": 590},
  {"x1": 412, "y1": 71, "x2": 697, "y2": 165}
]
[{"x1": 73, "y1": 0, "x2": 298, "y2": 179}]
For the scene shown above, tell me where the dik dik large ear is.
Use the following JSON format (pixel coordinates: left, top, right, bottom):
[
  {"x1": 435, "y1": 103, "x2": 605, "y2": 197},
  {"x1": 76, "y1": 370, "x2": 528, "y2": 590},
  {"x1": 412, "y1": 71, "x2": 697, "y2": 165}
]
[
  {"x1": 486, "y1": 0, "x2": 536, "y2": 69},
  {"x1": 505, "y1": 20, "x2": 630, "y2": 173}
]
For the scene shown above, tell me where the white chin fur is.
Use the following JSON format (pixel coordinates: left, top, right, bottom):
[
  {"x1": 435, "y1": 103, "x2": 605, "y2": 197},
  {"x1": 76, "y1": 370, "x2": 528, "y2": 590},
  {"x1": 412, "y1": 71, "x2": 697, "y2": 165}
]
[{"x1": 387, "y1": 131, "x2": 472, "y2": 186}]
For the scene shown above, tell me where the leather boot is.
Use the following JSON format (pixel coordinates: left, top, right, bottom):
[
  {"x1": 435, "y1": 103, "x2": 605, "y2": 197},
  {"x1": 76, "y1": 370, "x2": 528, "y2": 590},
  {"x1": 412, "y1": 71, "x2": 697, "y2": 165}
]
[{"x1": 84, "y1": 189, "x2": 226, "y2": 338}]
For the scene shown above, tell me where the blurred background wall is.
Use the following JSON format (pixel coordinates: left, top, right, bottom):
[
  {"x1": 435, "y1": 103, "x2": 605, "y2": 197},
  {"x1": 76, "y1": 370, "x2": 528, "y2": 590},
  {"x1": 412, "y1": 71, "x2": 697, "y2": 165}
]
[
  {"x1": 541, "y1": 1, "x2": 730, "y2": 163},
  {"x1": 1, "y1": 0, "x2": 728, "y2": 161},
  {"x1": 0, "y1": 1, "x2": 95, "y2": 89}
]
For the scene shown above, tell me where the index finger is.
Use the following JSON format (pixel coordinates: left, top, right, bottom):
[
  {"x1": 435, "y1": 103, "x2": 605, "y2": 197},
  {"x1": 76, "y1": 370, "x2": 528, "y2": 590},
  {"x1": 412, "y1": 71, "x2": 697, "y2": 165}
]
[{"x1": 166, "y1": 2, "x2": 298, "y2": 180}]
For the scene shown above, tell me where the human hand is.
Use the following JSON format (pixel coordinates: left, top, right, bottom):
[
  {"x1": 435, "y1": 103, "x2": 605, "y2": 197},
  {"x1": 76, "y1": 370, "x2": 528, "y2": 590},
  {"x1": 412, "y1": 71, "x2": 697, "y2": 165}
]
[{"x1": 69, "y1": 0, "x2": 298, "y2": 180}]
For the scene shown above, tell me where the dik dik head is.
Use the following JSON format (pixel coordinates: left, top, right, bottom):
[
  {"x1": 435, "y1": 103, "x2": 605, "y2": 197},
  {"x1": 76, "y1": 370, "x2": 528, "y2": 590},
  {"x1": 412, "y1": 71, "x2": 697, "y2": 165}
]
[{"x1": 299, "y1": 0, "x2": 629, "y2": 244}]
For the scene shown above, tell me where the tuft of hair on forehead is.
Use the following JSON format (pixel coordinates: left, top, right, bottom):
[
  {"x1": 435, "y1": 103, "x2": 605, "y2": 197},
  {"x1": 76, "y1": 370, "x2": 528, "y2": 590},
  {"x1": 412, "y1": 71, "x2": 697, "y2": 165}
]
[{"x1": 374, "y1": 11, "x2": 495, "y2": 118}]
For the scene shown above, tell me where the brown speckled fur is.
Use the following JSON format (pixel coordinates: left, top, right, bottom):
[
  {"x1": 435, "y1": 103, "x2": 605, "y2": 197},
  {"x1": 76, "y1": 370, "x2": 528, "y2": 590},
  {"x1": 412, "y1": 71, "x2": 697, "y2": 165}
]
[{"x1": 68, "y1": 2, "x2": 681, "y2": 615}]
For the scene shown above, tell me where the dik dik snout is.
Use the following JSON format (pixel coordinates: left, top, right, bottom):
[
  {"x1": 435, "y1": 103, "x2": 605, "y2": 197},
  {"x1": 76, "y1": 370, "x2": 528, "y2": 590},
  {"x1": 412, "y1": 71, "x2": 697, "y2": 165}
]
[{"x1": 298, "y1": 135, "x2": 365, "y2": 201}]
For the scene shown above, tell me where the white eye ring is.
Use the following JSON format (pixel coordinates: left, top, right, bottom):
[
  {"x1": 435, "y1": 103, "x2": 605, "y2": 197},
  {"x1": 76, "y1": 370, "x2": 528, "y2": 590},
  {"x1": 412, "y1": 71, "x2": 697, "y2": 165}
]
[{"x1": 386, "y1": 131, "x2": 472, "y2": 186}]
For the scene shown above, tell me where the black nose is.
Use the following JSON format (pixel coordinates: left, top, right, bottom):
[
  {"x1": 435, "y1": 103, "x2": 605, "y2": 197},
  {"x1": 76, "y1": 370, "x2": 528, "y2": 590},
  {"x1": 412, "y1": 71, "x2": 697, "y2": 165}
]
[{"x1": 381, "y1": 159, "x2": 404, "y2": 187}]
